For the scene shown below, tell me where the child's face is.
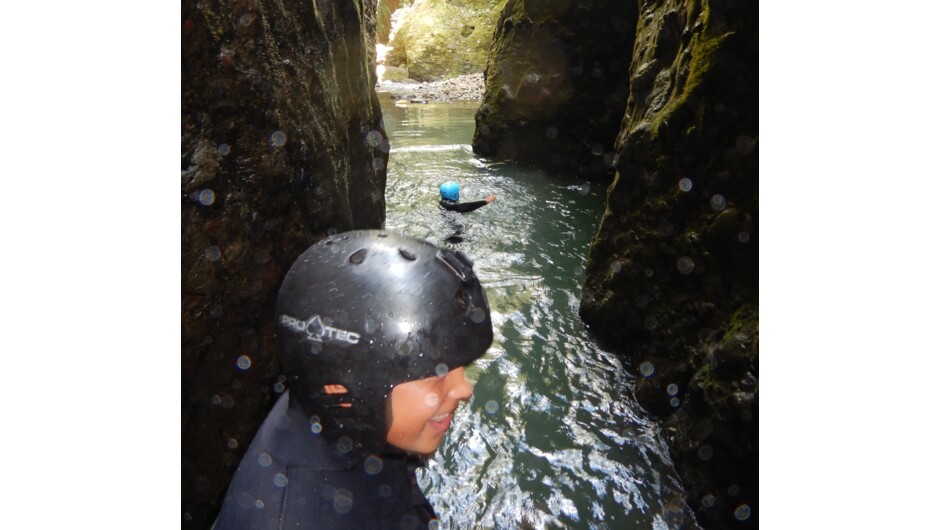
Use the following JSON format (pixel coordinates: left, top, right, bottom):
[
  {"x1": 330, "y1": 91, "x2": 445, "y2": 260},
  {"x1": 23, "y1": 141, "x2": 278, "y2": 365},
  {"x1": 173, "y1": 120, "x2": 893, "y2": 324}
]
[{"x1": 385, "y1": 366, "x2": 473, "y2": 455}]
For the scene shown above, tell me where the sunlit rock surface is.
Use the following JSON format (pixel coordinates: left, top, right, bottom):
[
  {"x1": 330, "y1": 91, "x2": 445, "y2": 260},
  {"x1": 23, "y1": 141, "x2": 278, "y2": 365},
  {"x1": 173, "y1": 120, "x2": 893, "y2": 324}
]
[
  {"x1": 181, "y1": 0, "x2": 387, "y2": 526},
  {"x1": 579, "y1": 1, "x2": 758, "y2": 529},
  {"x1": 385, "y1": 0, "x2": 505, "y2": 82},
  {"x1": 472, "y1": 0, "x2": 638, "y2": 180}
]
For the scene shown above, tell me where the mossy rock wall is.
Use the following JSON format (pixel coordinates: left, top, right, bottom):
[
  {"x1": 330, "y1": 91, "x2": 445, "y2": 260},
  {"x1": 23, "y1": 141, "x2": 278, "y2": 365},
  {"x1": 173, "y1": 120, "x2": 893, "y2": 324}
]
[
  {"x1": 385, "y1": 0, "x2": 505, "y2": 81},
  {"x1": 181, "y1": 0, "x2": 388, "y2": 526},
  {"x1": 579, "y1": 1, "x2": 758, "y2": 528},
  {"x1": 471, "y1": 0, "x2": 638, "y2": 180}
]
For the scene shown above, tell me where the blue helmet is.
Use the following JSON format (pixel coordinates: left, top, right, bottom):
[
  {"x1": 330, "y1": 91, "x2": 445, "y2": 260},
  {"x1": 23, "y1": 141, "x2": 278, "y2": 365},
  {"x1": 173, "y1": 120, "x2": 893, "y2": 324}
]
[{"x1": 440, "y1": 181, "x2": 459, "y2": 201}]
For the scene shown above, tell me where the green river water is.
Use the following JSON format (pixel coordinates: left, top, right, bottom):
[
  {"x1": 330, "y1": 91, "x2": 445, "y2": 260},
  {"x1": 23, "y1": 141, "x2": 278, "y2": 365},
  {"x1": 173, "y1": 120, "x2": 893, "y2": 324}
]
[{"x1": 379, "y1": 94, "x2": 694, "y2": 530}]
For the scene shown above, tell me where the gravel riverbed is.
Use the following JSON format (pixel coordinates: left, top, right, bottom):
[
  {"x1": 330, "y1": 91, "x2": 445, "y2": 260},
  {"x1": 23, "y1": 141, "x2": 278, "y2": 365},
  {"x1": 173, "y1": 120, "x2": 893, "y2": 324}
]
[{"x1": 375, "y1": 72, "x2": 485, "y2": 103}]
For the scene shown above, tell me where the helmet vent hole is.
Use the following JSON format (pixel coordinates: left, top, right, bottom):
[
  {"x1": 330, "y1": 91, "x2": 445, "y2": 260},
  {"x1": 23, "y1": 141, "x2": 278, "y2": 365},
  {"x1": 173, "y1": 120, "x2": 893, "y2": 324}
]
[
  {"x1": 399, "y1": 248, "x2": 416, "y2": 261},
  {"x1": 349, "y1": 249, "x2": 367, "y2": 265}
]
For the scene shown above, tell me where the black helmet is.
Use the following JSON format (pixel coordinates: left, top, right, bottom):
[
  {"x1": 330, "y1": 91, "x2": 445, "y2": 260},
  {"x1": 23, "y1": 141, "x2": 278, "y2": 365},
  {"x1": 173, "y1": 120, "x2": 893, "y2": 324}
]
[{"x1": 276, "y1": 230, "x2": 493, "y2": 454}]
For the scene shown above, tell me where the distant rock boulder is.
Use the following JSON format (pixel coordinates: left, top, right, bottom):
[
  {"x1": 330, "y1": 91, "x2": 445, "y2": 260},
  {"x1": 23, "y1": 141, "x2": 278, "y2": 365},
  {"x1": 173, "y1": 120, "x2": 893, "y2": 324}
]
[{"x1": 385, "y1": 0, "x2": 505, "y2": 82}]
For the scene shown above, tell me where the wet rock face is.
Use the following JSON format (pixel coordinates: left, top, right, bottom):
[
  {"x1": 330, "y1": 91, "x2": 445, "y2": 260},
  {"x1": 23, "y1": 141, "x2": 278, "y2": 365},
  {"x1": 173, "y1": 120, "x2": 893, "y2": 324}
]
[
  {"x1": 181, "y1": 0, "x2": 387, "y2": 526},
  {"x1": 472, "y1": 0, "x2": 638, "y2": 180},
  {"x1": 580, "y1": 0, "x2": 758, "y2": 528},
  {"x1": 385, "y1": 0, "x2": 504, "y2": 82}
]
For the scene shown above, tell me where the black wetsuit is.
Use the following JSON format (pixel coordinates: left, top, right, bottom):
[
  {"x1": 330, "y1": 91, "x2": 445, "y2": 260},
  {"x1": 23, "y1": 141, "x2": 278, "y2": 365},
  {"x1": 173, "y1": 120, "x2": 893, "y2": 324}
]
[
  {"x1": 213, "y1": 391, "x2": 437, "y2": 530},
  {"x1": 439, "y1": 198, "x2": 488, "y2": 213}
]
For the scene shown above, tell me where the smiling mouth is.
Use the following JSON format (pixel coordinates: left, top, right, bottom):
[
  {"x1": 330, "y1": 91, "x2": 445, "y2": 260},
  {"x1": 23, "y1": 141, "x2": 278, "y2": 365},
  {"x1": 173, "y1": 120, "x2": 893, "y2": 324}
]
[{"x1": 428, "y1": 412, "x2": 453, "y2": 432}]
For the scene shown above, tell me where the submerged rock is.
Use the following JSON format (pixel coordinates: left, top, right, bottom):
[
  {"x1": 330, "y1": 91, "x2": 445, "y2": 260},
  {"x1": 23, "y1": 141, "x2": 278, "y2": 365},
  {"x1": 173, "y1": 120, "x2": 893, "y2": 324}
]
[{"x1": 181, "y1": 0, "x2": 386, "y2": 526}]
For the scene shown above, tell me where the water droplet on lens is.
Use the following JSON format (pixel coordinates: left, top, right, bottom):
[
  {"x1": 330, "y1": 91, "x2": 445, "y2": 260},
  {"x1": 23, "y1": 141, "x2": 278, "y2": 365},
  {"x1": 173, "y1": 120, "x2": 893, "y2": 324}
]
[
  {"x1": 710, "y1": 194, "x2": 727, "y2": 211},
  {"x1": 480, "y1": 124, "x2": 490, "y2": 135},
  {"x1": 211, "y1": 394, "x2": 221, "y2": 405},
  {"x1": 644, "y1": 268, "x2": 654, "y2": 278},
  {"x1": 666, "y1": 383, "x2": 679, "y2": 396},
  {"x1": 254, "y1": 499, "x2": 264, "y2": 509},
  {"x1": 379, "y1": 484, "x2": 392, "y2": 498},
  {"x1": 643, "y1": 316, "x2": 658, "y2": 330},
  {"x1": 579, "y1": 182, "x2": 590, "y2": 195},
  {"x1": 205, "y1": 246, "x2": 221, "y2": 262},
  {"x1": 217, "y1": 143, "x2": 230, "y2": 156},
  {"x1": 364, "y1": 455, "x2": 384, "y2": 475},
  {"x1": 198, "y1": 189, "x2": 216, "y2": 206},
  {"x1": 610, "y1": 261, "x2": 622, "y2": 274},
  {"x1": 327, "y1": 228, "x2": 338, "y2": 236},
  {"x1": 678, "y1": 178, "x2": 693, "y2": 192},
  {"x1": 221, "y1": 395, "x2": 235, "y2": 408},
  {"x1": 676, "y1": 256, "x2": 694, "y2": 274},
  {"x1": 333, "y1": 489, "x2": 353, "y2": 513},
  {"x1": 546, "y1": 127, "x2": 558, "y2": 139},
  {"x1": 697, "y1": 444, "x2": 714, "y2": 460},
  {"x1": 209, "y1": 303, "x2": 223, "y2": 318},
  {"x1": 429, "y1": 520, "x2": 441, "y2": 530},
  {"x1": 728, "y1": 484, "x2": 740, "y2": 496},
  {"x1": 227, "y1": 438, "x2": 238, "y2": 449},
  {"x1": 372, "y1": 157, "x2": 385, "y2": 171},
  {"x1": 336, "y1": 437, "x2": 353, "y2": 453},
  {"x1": 701, "y1": 494, "x2": 716, "y2": 508},
  {"x1": 258, "y1": 453, "x2": 273, "y2": 467},
  {"x1": 734, "y1": 504, "x2": 751, "y2": 521},
  {"x1": 270, "y1": 130, "x2": 287, "y2": 147},
  {"x1": 240, "y1": 14, "x2": 254, "y2": 26},
  {"x1": 639, "y1": 362, "x2": 654, "y2": 377},
  {"x1": 424, "y1": 393, "x2": 440, "y2": 408},
  {"x1": 274, "y1": 473, "x2": 288, "y2": 487},
  {"x1": 670, "y1": 397, "x2": 680, "y2": 407},
  {"x1": 435, "y1": 363, "x2": 449, "y2": 377},
  {"x1": 485, "y1": 400, "x2": 499, "y2": 414},
  {"x1": 470, "y1": 308, "x2": 486, "y2": 323},
  {"x1": 310, "y1": 422, "x2": 322, "y2": 434},
  {"x1": 365, "y1": 130, "x2": 383, "y2": 147},
  {"x1": 738, "y1": 231, "x2": 750, "y2": 243},
  {"x1": 236, "y1": 355, "x2": 252, "y2": 370},
  {"x1": 274, "y1": 382, "x2": 285, "y2": 393}
]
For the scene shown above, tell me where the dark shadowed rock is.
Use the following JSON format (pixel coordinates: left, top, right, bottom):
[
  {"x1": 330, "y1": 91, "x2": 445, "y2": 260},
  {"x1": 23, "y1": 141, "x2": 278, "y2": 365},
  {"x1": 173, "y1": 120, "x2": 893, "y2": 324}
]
[
  {"x1": 181, "y1": 0, "x2": 387, "y2": 526},
  {"x1": 580, "y1": 1, "x2": 758, "y2": 528},
  {"x1": 472, "y1": 0, "x2": 638, "y2": 180}
]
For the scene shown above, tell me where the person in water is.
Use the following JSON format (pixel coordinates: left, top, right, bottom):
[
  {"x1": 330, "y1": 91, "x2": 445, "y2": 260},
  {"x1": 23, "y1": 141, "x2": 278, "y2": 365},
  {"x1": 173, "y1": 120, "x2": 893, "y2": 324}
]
[
  {"x1": 438, "y1": 181, "x2": 495, "y2": 213},
  {"x1": 213, "y1": 230, "x2": 493, "y2": 530}
]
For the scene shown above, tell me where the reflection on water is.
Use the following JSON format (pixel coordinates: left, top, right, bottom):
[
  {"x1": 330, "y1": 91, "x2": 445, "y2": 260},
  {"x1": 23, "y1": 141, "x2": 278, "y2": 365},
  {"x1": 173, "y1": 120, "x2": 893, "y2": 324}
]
[{"x1": 381, "y1": 95, "x2": 695, "y2": 529}]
